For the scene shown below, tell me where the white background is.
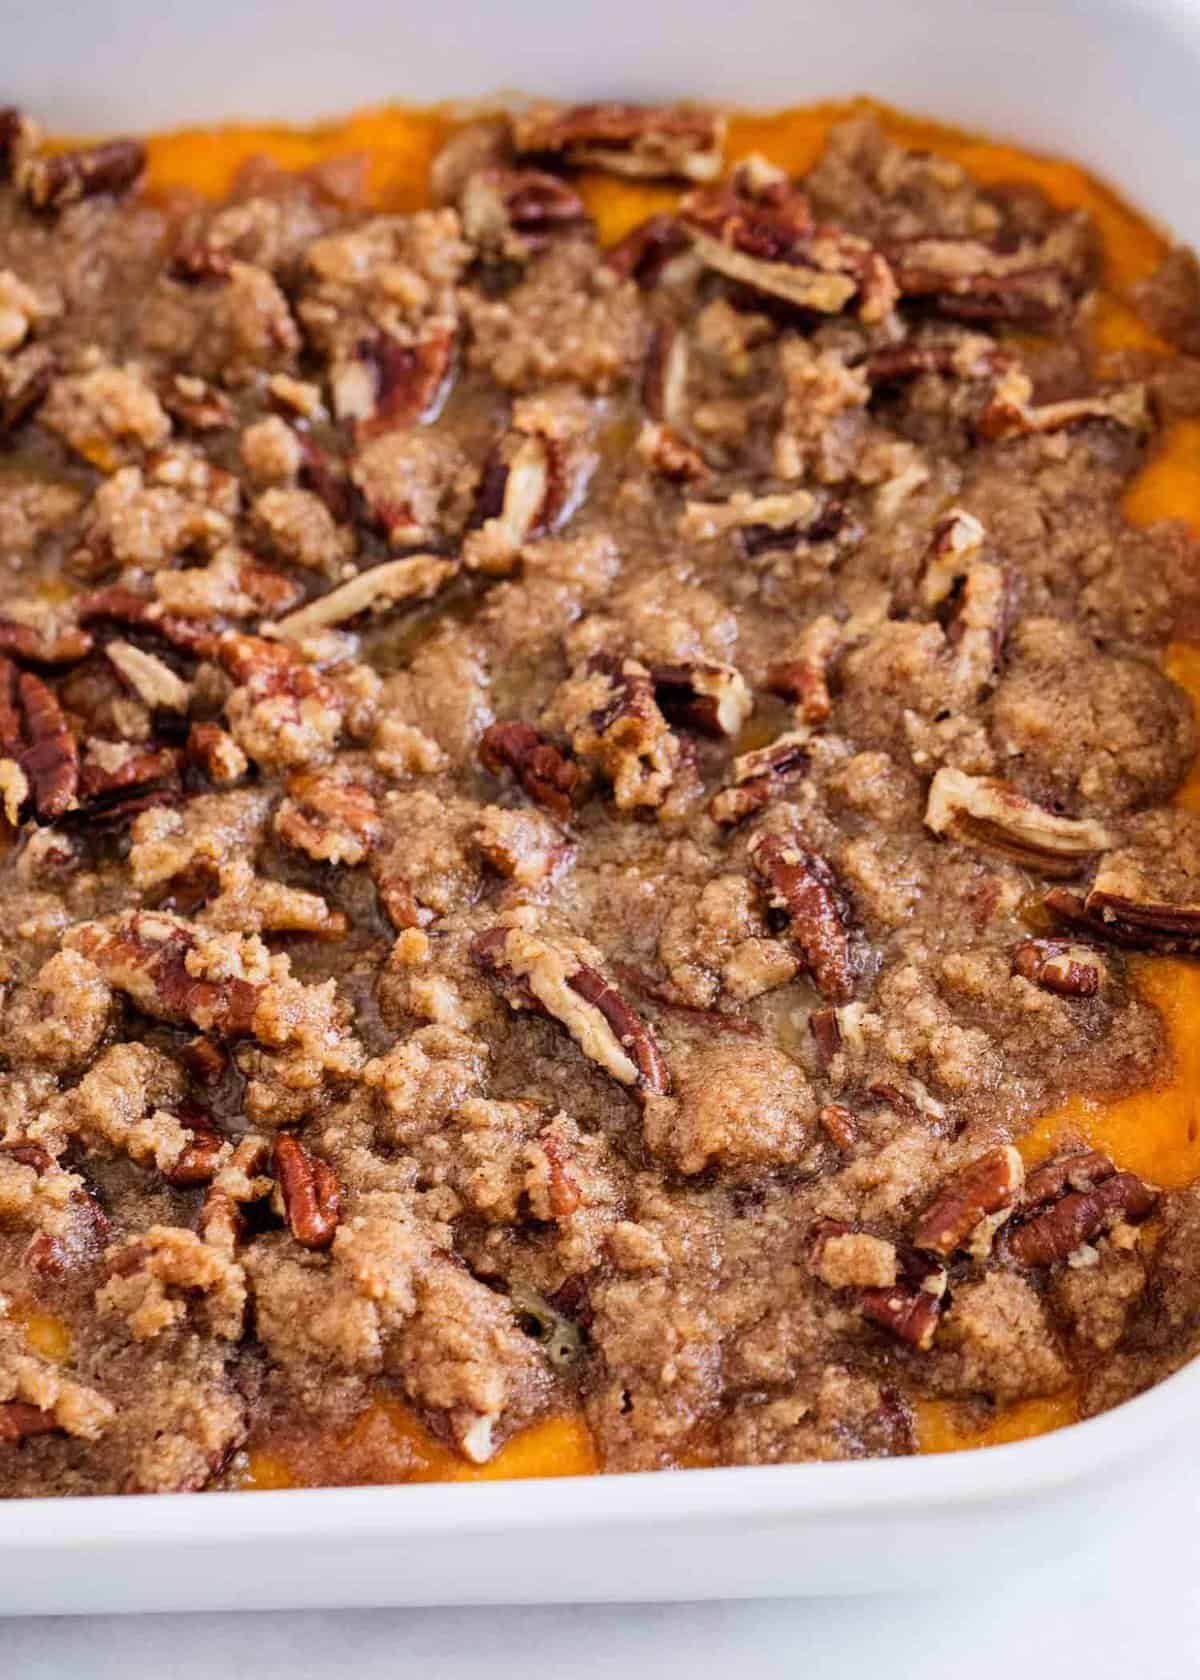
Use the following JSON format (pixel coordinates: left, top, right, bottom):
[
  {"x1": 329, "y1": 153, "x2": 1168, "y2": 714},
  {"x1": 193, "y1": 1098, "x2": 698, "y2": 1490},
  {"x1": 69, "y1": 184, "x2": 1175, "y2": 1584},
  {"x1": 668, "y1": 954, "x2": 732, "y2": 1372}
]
[{"x1": 9, "y1": 1436, "x2": 1200, "y2": 1673}]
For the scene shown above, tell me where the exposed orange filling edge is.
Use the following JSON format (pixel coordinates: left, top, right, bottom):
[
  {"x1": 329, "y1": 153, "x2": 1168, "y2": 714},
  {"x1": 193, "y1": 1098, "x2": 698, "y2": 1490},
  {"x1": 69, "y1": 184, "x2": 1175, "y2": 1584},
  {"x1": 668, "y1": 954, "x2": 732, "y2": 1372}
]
[{"x1": 50, "y1": 95, "x2": 1198, "y2": 1480}]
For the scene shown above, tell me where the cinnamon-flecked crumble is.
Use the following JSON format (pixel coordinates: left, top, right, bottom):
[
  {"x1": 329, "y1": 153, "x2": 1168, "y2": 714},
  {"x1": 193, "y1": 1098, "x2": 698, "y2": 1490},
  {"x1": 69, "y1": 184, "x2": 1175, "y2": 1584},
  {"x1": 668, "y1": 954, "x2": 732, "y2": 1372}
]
[{"x1": 3, "y1": 97, "x2": 1200, "y2": 1494}]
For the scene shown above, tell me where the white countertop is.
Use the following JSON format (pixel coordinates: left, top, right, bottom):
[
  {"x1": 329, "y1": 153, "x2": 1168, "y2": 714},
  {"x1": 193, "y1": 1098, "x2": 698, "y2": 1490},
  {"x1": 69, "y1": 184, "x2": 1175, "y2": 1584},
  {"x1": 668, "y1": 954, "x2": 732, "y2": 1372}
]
[{"x1": 8, "y1": 1436, "x2": 1199, "y2": 1676}]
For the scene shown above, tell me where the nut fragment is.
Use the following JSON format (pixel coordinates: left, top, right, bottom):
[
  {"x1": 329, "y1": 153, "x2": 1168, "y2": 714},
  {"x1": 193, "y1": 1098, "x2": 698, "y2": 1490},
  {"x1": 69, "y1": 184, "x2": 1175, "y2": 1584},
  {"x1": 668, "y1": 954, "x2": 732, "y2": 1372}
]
[
  {"x1": 272, "y1": 1134, "x2": 340, "y2": 1250},
  {"x1": 271, "y1": 555, "x2": 457, "y2": 637},
  {"x1": 459, "y1": 167, "x2": 590, "y2": 260},
  {"x1": 336, "y1": 326, "x2": 456, "y2": 437},
  {"x1": 561, "y1": 654, "x2": 680, "y2": 812},
  {"x1": 679, "y1": 164, "x2": 896, "y2": 321},
  {"x1": 65, "y1": 911, "x2": 262, "y2": 1037},
  {"x1": 750, "y1": 831, "x2": 855, "y2": 1003},
  {"x1": 1011, "y1": 938, "x2": 1104, "y2": 998},
  {"x1": 650, "y1": 661, "x2": 753, "y2": 738},
  {"x1": 765, "y1": 617, "x2": 842, "y2": 724},
  {"x1": 275, "y1": 767, "x2": 381, "y2": 867},
  {"x1": 860, "y1": 1246, "x2": 947, "y2": 1351},
  {"x1": 978, "y1": 368, "x2": 1148, "y2": 441},
  {"x1": 925, "y1": 768, "x2": 1110, "y2": 877},
  {"x1": 20, "y1": 137, "x2": 145, "y2": 211},
  {"x1": 479, "y1": 722, "x2": 582, "y2": 822},
  {"x1": 604, "y1": 213, "x2": 690, "y2": 286},
  {"x1": 0, "y1": 1401, "x2": 62, "y2": 1444},
  {"x1": 912, "y1": 1146, "x2": 1024, "y2": 1257},
  {"x1": 512, "y1": 102, "x2": 725, "y2": 183},
  {"x1": 886, "y1": 225, "x2": 1092, "y2": 326},
  {"x1": 106, "y1": 641, "x2": 191, "y2": 714},
  {"x1": 709, "y1": 730, "x2": 811, "y2": 827},
  {"x1": 471, "y1": 924, "x2": 669, "y2": 1095}
]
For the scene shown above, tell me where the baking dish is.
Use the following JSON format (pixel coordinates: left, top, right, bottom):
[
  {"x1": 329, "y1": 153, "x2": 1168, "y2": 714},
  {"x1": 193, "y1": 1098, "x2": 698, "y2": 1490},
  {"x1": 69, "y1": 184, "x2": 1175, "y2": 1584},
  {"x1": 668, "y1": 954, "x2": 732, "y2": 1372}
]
[{"x1": 3, "y1": 0, "x2": 1200, "y2": 1613}]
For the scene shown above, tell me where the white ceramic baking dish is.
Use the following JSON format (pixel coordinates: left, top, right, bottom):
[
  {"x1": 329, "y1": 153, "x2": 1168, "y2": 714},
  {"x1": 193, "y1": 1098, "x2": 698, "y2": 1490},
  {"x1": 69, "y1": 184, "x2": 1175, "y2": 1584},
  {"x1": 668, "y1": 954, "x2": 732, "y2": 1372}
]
[{"x1": 3, "y1": 0, "x2": 1200, "y2": 1614}]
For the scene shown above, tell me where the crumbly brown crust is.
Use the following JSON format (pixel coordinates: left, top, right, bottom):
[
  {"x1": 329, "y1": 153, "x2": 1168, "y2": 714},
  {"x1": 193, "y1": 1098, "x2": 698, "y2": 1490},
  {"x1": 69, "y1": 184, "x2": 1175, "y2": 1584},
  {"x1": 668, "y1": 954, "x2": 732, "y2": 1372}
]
[{"x1": 1, "y1": 106, "x2": 1199, "y2": 1496}]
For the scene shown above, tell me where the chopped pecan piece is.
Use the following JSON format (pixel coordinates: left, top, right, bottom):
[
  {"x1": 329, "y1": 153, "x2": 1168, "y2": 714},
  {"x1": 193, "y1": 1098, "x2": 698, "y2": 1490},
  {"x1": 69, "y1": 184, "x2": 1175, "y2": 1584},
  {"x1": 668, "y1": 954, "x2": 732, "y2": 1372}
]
[
  {"x1": 0, "y1": 661, "x2": 78, "y2": 823},
  {"x1": 471, "y1": 924, "x2": 669, "y2": 1095},
  {"x1": 860, "y1": 1246, "x2": 947, "y2": 1351},
  {"x1": 459, "y1": 166, "x2": 590, "y2": 259},
  {"x1": 479, "y1": 722, "x2": 582, "y2": 822},
  {"x1": 272, "y1": 555, "x2": 457, "y2": 637},
  {"x1": 918, "y1": 508, "x2": 986, "y2": 608},
  {"x1": 679, "y1": 165, "x2": 896, "y2": 321},
  {"x1": 75, "y1": 586, "x2": 219, "y2": 657},
  {"x1": 604, "y1": 213, "x2": 690, "y2": 286},
  {"x1": 0, "y1": 343, "x2": 58, "y2": 436},
  {"x1": 20, "y1": 137, "x2": 145, "y2": 211},
  {"x1": 271, "y1": 1134, "x2": 340, "y2": 1250},
  {"x1": 560, "y1": 654, "x2": 680, "y2": 812},
  {"x1": 512, "y1": 102, "x2": 725, "y2": 183},
  {"x1": 186, "y1": 723, "x2": 249, "y2": 787},
  {"x1": 978, "y1": 370, "x2": 1149, "y2": 441},
  {"x1": 750, "y1": 831, "x2": 855, "y2": 1003},
  {"x1": 679, "y1": 487, "x2": 822, "y2": 546},
  {"x1": 0, "y1": 606, "x2": 92, "y2": 666},
  {"x1": 924, "y1": 769, "x2": 1110, "y2": 877},
  {"x1": 464, "y1": 401, "x2": 594, "y2": 576},
  {"x1": 912, "y1": 1146, "x2": 1025, "y2": 1257},
  {"x1": 0, "y1": 1401, "x2": 61, "y2": 1444},
  {"x1": 886, "y1": 224, "x2": 1092, "y2": 326},
  {"x1": 160, "y1": 373, "x2": 235, "y2": 433},
  {"x1": 863, "y1": 332, "x2": 1007, "y2": 386},
  {"x1": 1044, "y1": 887, "x2": 1200, "y2": 954},
  {"x1": 709, "y1": 730, "x2": 811, "y2": 826},
  {"x1": 65, "y1": 912, "x2": 261, "y2": 1037},
  {"x1": 198, "y1": 1134, "x2": 272, "y2": 1250},
  {"x1": 650, "y1": 662, "x2": 753, "y2": 738},
  {"x1": 765, "y1": 616, "x2": 842, "y2": 724},
  {"x1": 1006, "y1": 1157, "x2": 1157, "y2": 1267},
  {"x1": 1011, "y1": 937, "x2": 1104, "y2": 998},
  {"x1": 274, "y1": 767, "x2": 381, "y2": 867},
  {"x1": 106, "y1": 640, "x2": 191, "y2": 714},
  {"x1": 808, "y1": 1007, "x2": 843, "y2": 1067},
  {"x1": 337, "y1": 326, "x2": 456, "y2": 437},
  {"x1": 163, "y1": 1114, "x2": 226, "y2": 1188},
  {"x1": 818, "y1": 1102, "x2": 858, "y2": 1152},
  {"x1": 636, "y1": 419, "x2": 708, "y2": 483},
  {"x1": 77, "y1": 741, "x2": 182, "y2": 807}
]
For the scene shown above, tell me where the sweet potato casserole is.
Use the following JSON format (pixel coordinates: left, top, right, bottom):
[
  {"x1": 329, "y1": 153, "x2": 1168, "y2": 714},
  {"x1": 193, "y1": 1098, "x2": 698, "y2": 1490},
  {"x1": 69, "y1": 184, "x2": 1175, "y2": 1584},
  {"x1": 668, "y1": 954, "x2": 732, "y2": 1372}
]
[{"x1": 3, "y1": 95, "x2": 1200, "y2": 1495}]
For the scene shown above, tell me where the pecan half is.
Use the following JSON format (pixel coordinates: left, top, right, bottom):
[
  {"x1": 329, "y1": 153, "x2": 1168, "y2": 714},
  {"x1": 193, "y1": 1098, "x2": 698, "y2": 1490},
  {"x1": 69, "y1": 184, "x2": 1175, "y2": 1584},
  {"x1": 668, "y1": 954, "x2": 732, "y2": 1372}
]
[
  {"x1": 272, "y1": 555, "x2": 457, "y2": 637},
  {"x1": 272, "y1": 1134, "x2": 340, "y2": 1250},
  {"x1": 1011, "y1": 937, "x2": 1104, "y2": 998},
  {"x1": 1021, "y1": 1149, "x2": 1116, "y2": 1209},
  {"x1": 860, "y1": 1246, "x2": 947, "y2": 1351},
  {"x1": 459, "y1": 166, "x2": 590, "y2": 259},
  {"x1": 20, "y1": 137, "x2": 145, "y2": 211},
  {"x1": 479, "y1": 721, "x2": 582, "y2": 822},
  {"x1": 1005, "y1": 1159, "x2": 1157, "y2": 1267},
  {"x1": 0, "y1": 1401, "x2": 61, "y2": 1444},
  {"x1": 750, "y1": 831, "x2": 855, "y2": 1002},
  {"x1": 0, "y1": 661, "x2": 78, "y2": 823},
  {"x1": 650, "y1": 662, "x2": 753, "y2": 739},
  {"x1": 709, "y1": 730, "x2": 811, "y2": 826},
  {"x1": 471, "y1": 924, "x2": 669, "y2": 1095},
  {"x1": 512, "y1": 101, "x2": 725, "y2": 183},
  {"x1": 679, "y1": 166, "x2": 897, "y2": 322},
  {"x1": 924, "y1": 769, "x2": 1110, "y2": 877},
  {"x1": 912, "y1": 1146, "x2": 1025, "y2": 1257}
]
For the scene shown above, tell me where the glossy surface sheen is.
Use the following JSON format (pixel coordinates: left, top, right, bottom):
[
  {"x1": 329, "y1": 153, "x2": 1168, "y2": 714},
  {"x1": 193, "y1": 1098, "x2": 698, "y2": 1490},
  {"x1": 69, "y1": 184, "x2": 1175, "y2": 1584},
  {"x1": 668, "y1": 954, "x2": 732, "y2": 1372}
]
[{"x1": 66, "y1": 95, "x2": 1198, "y2": 1481}]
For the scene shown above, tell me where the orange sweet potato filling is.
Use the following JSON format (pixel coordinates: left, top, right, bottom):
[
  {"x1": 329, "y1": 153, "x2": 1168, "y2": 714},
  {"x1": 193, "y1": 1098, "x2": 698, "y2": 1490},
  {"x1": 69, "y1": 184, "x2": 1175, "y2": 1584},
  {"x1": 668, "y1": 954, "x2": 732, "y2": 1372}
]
[{"x1": 49, "y1": 96, "x2": 1193, "y2": 1482}]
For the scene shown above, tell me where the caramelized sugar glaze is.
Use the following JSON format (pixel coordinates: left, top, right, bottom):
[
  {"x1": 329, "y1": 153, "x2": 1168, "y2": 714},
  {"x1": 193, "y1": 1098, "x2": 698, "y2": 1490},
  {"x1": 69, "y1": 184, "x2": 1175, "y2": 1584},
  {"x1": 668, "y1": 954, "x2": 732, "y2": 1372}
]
[{"x1": 6, "y1": 97, "x2": 1200, "y2": 1489}]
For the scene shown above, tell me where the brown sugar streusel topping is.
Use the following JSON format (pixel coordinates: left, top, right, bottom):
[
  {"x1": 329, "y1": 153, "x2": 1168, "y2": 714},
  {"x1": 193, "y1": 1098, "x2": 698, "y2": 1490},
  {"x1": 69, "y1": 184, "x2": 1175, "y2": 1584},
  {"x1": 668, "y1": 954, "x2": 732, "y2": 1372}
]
[{"x1": 1, "y1": 97, "x2": 1200, "y2": 1495}]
